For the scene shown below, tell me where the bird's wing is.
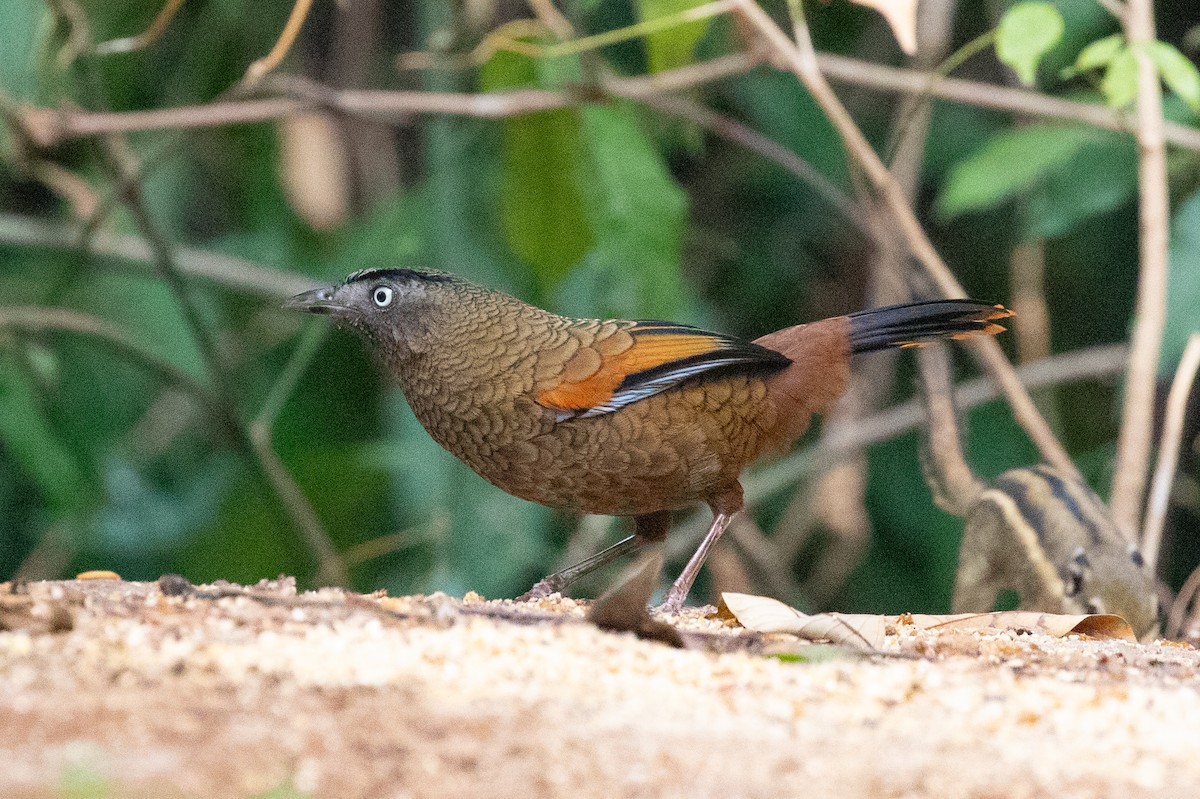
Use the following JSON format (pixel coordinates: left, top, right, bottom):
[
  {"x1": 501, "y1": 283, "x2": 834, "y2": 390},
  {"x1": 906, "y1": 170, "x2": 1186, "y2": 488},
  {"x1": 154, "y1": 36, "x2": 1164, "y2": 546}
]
[{"x1": 535, "y1": 321, "x2": 790, "y2": 420}]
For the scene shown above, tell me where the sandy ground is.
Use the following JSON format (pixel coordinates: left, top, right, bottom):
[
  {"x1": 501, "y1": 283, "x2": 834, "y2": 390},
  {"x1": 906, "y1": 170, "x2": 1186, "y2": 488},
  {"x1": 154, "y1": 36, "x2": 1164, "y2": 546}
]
[{"x1": 1, "y1": 577, "x2": 1198, "y2": 799}]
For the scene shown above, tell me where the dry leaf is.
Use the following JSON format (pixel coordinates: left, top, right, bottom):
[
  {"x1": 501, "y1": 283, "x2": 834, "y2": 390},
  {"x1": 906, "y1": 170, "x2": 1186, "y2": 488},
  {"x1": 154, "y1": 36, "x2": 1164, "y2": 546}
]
[
  {"x1": 846, "y1": 0, "x2": 918, "y2": 55},
  {"x1": 75, "y1": 570, "x2": 121, "y2": 581},
  {"x1": 588, "y1": 552, "x2": 683, "y2": 648},
  {"x1": 900, "y1": 611, "x2": 1136, "y2": 642},
  {"x1": 720, "y1": 593, "x2": 885, "y2": 652}
]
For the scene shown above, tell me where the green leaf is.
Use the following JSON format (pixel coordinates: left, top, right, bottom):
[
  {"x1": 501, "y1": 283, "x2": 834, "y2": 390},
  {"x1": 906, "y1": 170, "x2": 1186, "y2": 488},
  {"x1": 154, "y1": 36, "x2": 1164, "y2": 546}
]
[
  {"x1": 637, "y1": 0, "x2": 711, "y2": 73},
  {"x1": 937, "y1": 125, "x2": 1093, "y2": 219},
  {"x1": 0, "y1": 349, "x2": 86, "y2": 515},
  {"x1": 570, "y1": 103, "x2": 688, "y2": 320},
  {"x1": 1148, "y1": 41, "x2": 1200, "y2": 110},
  {"x1": 733, "y1": 71, "x2": 851, "y2": 191},
  {"x1": 996, "y1": 2, "x2": 1065, "y2": 85},
  {"x1": 1061, "y1": 33, "x2": 1124, "y2": 79},
  {"x1": 1100, "y1": 45, "x2": 1139, "y2": 108},
  {"x1": 0, "y1": 0, "x2": 47, "y2": 101},
  {"x1": 1162, "y1": 190, "x2": 1200, "y2": 370},
  {"x1": 1024, "y1": 132, "x2": 1137, "y2": 238},
  {"x1": 479, "y1": 49, "x2": 593, "y2": 283}
]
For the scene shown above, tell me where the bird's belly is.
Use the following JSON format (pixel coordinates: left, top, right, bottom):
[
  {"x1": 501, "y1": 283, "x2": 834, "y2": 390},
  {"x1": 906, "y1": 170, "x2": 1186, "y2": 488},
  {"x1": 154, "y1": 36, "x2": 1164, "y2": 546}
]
[{"x1": 464, "y1": 378, "x2": 776, "y2": 516}]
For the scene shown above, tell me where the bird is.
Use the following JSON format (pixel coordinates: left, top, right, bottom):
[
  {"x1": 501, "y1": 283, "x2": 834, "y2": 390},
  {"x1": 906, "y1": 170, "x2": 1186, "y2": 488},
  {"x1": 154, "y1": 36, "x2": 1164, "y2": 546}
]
[{"x1": 285, "y1": 267, "x2": 1013, "y2": 611}]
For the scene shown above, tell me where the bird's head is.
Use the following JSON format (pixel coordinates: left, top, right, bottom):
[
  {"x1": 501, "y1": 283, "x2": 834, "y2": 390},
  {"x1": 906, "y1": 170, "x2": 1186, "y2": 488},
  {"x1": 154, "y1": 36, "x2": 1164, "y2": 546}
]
[{"x1": 284, "y1": 267, "x2": 462, "y2": 355}]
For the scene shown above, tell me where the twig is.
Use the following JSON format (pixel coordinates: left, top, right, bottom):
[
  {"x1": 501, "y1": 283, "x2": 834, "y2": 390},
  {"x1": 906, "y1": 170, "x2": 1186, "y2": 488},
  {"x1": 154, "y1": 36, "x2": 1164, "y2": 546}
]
[
  {"x1": 465, "y1": 0, "x2": 738, "y2": 65},
  {"x1": 20, "y1": 48, "x2": 1200, "y2": 152},
  {"x1": 249, "y1": 437, "x2": 347, "y2": 586},
  {"x1": 815, "y1": 52, "x2": 1200, "y2": 152},
  {"x1": 527, "y1": 0, "x2": 575, "y2": 39},
  {"x1": 13, "y1": 521, "x2": 75, "y2": 581},
  {"x1": 19, "y1": 98, "x2": 310, "y2": 146},
  {"x1": 734, "y1": 0, "x2": 1080, "y2": 481},
  {"x1": 248, "y1": 319, "x2": 347, "y2": 587},
  {"x1": 15, "y1": 53, "x2": 756, "y2": 147},
  {"x1": 1110, "y1": 0, "x2": 1172, "y2": 540},
  {"x1": 343, "y1": 530, "x2": 423, "y2": 567},
  {"x1": 0, "y1": 307, "x2": 229, "y2": 431},
  {"x1": 1141, "y1": 334, "x2": 1200, "y2": 569},
  {"x1": 93, "y1": 0, "x2": 185, "y2": 55},
  {"x1": 111, "y1": 159, "x2": 237, "y2": 404},
  {"x1": 253, "y1": 321, "x2": 328, "y2": 433},
  {"x1": 20, "y1": 0, "x2": 349, "y2": 589},
  {"x1": 0, "y1": 304, "x2": 349, "y2": 586},
  {"x1": 727, "y1": 515, "x2": 809, "y2": 608},
  {"x1": 243, "y1": 0, "x2": 315, "y2": 86},
  {"x1": 0, "y1": 213, "x2": 317, "y2": 299},
  {"x1": 783, "y1": 0, "x2": 959, "y2": 601},
  {"x1": 103, "y1": 147, "x2": 347, "y2": 586},
  {"x1": 915, "y1": 344, "x2": 988, "y2": 517},
  {"x1": 1168, "y1": 561, "x2": 1200, "y2": 641},
  {"x1": 634, "y1": 93, "x2": 869, "y2": 236}
]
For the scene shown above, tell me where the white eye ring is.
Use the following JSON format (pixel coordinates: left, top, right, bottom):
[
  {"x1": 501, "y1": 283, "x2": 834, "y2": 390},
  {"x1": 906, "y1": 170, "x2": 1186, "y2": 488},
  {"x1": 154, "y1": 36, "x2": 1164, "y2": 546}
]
[{"x1": 372, "y1": 286, "x2": 394, "y2": 308}]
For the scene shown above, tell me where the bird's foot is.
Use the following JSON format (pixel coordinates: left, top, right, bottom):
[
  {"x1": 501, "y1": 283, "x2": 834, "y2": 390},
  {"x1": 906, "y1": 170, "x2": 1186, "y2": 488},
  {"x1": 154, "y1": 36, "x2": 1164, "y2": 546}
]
[
  {"x1": 516, "y1": 577, "x2": 565, "y2": 602},
  {"x1": 653, "y1": 585, "x2": 688, "y2": 615}
]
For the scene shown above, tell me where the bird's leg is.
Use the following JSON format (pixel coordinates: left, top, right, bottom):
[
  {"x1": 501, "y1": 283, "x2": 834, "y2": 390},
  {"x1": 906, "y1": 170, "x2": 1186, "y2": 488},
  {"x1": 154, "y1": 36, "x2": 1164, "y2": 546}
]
[
  {"x1": 658, "y1": 488, "x2": 744, "y2": 614},
  {"x1": 518, "y1": 535, "x2": 641, "y2": 600},
  {"x1": 517, "y1": 510, "x2": 672, "y2": 601}
]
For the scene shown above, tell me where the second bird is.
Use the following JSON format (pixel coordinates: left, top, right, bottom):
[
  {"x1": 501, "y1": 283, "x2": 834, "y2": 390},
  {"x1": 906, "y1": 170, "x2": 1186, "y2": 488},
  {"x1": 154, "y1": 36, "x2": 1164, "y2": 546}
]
[{"x1": 287, "y1": 268, "x2": 1012, "y2": 611}]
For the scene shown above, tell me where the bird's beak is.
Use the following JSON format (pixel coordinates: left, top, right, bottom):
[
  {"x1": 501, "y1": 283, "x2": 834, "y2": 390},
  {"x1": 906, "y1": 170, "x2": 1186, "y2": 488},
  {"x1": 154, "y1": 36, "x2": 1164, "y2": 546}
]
[{"x1": 283, "y1": 285, "x2": 348, "y2": 315}]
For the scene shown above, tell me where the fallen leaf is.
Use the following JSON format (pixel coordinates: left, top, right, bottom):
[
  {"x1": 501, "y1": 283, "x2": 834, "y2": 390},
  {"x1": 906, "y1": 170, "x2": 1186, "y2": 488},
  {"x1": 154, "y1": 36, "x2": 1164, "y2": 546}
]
[
  {"x1": 720, "y1": 593, "x2": 885, "y2": 652},
  {"x1": 901, "y1": 611, "x2": 1136, "y2": 641}
]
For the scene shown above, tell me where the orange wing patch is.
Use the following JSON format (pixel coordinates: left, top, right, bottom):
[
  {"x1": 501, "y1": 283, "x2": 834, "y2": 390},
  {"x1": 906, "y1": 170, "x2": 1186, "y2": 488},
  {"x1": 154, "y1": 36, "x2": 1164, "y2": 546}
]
[
  {"x1": 537, "y1": 332, "x2": 729, "y2": 414},
  {"x1": 536, "y1": 323, "x2": 792, "y2": 419}
]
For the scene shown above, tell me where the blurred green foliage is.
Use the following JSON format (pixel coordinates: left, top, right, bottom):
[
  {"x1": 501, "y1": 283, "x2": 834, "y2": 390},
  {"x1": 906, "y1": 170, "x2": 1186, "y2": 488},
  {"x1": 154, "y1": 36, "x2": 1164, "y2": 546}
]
[{"x1": 1, "y1": 0, "x2": 1198, "y2": 613}]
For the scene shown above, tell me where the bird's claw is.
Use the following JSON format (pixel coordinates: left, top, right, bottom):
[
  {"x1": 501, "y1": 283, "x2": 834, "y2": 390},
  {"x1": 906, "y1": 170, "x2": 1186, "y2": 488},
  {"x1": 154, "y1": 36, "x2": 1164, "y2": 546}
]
[{"x1": 516, "y1": 578, "x2": 564, "y2": 602}]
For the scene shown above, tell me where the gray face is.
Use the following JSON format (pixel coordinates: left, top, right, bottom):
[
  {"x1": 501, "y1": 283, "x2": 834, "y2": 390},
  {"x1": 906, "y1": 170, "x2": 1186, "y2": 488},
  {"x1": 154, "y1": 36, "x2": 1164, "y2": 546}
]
[{"x1": 284, "y1": 268, "x2": 451, "y2": 354}]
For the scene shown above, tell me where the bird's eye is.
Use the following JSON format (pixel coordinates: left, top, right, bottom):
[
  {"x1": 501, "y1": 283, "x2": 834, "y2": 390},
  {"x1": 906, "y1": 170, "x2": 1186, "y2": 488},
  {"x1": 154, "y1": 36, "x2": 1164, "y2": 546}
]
[{"x1": 372, "y1": 286, "x2": 394, "y2": 308}]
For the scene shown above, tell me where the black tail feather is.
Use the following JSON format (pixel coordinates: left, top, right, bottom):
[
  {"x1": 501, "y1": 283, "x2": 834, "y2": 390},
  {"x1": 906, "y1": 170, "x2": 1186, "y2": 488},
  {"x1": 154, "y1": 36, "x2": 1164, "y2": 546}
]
[{"x1": 849, "y1": 300, "x2": 1013, "y2": 355}]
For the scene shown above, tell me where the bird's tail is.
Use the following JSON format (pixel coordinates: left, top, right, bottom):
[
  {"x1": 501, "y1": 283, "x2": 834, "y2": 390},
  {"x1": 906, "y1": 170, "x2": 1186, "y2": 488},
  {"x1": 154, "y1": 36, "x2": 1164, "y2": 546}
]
[{"x1": 848, "y1": 300, "x2": 1014, "y2": 354}]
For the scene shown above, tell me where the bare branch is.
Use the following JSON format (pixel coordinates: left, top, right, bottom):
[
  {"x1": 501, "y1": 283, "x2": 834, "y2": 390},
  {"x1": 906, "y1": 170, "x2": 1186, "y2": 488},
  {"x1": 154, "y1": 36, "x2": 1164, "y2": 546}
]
[
  {"x1": 13, "y1": 55, "x2": 749, "y2": 148},
  {"x1": 527, "y1": 0, "x2": 576, "y2": 39},
  {"x1": 19, "y1": 48, "x2": 1200, "y2": 154},
  {"x1": 0, "y1": 213, "x2": 317, "y2": 299},
  {"x1": 243, "y1": 0, "x2": 315, "y2": 86},
  {"x1": 1168, "y1": 562, "x2": 1200, "y2": 641},
  {"x1": 106, "y1": 149, "x2": 236, "y2": 404},
  {"x1": 815, "y1": 52, "x2": 1200, "y2": 152},
  {"x1": 93, "y1": 0, "x2": 185, "y2": 55},
  {"x1": 1141, "y1": 334, "x2": 1200, "y2": 568},
  {"x1": 0, "y1": 307, "x2": 227, "y2": 429},
  {"x1": 1109, "y1": 0, "x2": 1172, "y2": 540},
  {"x1": 734, "y1": 0, "x2": 1080, "y2": 479},
  {"x1": 635, "y1": 93, "x2": 870, "y2": 236}
]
